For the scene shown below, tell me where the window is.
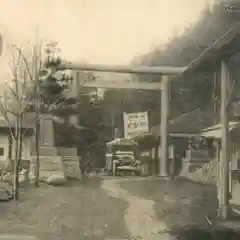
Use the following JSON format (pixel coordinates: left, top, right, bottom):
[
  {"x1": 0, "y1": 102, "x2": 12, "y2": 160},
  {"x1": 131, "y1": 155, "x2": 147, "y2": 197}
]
[{"x1": 0, "y1": 147, "x2": 4, "y2": 156}]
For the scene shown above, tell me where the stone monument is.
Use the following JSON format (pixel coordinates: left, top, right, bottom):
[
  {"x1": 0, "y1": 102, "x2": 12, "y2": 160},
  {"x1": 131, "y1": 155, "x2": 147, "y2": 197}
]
[
  {"x1": 31, "y1": 113, "x2": 57, "y2": 156},
  {"x1": 30, "y1": 113, "x2": 60, "y2": 180},
  {"x1": 30, "y1": 70, "x2": 85, "y2": 180}
]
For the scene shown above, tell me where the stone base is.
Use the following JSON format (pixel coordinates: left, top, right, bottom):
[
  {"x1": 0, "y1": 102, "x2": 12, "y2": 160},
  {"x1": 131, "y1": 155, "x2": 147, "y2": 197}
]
[
  {"x1": 63, "y1": 156, "x2": 82, "y2": 180},
  {"x1": 30, "y1": 156, "x2": 63, "y2": 181},
  {"x1": 31, "y1": 145, "x2": 58, "y2": 157},
  {"x1": 30, "y1": 156, "x2": 82, "y2": 181}
]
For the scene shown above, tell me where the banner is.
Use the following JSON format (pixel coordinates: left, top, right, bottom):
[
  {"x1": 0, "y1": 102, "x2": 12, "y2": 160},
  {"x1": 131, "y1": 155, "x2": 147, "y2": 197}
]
[{"x1": 123, "y1": 111, "x2": 149, "y2": 138}]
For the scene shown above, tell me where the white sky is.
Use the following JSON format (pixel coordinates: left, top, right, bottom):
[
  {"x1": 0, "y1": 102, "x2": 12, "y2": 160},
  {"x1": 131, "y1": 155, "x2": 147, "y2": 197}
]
[
  {"x1": 0, "y1": 0, "x2": 216, "y2": 92},
  {"x1": 0, "y1": 0, "x2": 214, "y2": 65}
]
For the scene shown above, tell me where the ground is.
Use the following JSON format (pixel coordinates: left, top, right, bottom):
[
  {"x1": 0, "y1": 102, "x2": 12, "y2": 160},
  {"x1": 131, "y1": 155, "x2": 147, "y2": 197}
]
[{"x1": 0, "y1": 176, "x2": 227, "y2": 239}]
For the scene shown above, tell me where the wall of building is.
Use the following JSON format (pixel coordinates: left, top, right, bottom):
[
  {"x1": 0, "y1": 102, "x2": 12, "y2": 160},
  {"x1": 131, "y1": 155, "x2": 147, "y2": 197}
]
[
  {"x1": 0, "y1": 134, "x2": 33, "y2": 161},
  {"x1": 0, "y1": 134, "x2": 9, "y2": 161}
]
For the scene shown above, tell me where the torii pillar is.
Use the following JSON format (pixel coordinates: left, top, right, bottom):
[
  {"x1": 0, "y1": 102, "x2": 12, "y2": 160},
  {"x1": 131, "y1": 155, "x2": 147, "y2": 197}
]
[{"x1": 160, "y1": 75, "x2": 170, "y2": 177}]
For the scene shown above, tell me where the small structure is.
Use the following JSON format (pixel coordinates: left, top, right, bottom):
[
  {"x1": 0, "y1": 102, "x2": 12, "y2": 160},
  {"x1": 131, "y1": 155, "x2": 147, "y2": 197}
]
[
  {"x1": 152, "y1": 108, "x2": 213, "y2": 137},
  {"x1": 0, "y1": 115, "x2": 34, "y2": 162},
  {"x1": 201, "y1": 121, "x2": 240, "y2": 194},
  {"x1": 151, "y1": 108, "x2": 215, "y2": 175}
]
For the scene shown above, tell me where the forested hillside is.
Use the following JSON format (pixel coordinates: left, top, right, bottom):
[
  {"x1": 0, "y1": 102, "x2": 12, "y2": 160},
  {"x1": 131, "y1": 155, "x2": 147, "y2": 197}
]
[{"x1": 132, "y1": 0, "x2": 240, "y2": 120}]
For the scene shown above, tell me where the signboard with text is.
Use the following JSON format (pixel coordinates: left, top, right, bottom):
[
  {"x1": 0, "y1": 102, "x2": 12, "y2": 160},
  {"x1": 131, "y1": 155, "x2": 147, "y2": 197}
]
[{"x1": 123, "y1": 111, "x2": 149, "y2": 138}]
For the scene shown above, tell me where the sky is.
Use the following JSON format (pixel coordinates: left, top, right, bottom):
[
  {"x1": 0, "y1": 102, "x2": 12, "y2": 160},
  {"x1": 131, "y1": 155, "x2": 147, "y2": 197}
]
[
  {"x1": 0, "y1": 0, "x2": 214, "y2": 66},
  {"x1": 0, "y1": 0, "x2": 216, "y2": 91}
]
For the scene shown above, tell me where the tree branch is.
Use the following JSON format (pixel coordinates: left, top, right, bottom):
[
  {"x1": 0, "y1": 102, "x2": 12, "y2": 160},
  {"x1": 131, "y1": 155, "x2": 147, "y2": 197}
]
[
  {"x1": 0, "y1": 101, "x2": 16, "y2": 139},
  {"x1": 11, "y1": 45, "x2": 34, "y2": 83}
]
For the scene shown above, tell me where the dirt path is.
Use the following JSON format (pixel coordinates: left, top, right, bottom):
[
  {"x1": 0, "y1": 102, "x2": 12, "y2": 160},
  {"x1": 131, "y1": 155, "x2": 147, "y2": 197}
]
[
  {"x1": 0, "y1": 177, "x2": 218, "y2": 239},
  {"x1": 0, "y1": 179, "x2": 130, "y2": 240},
  {"x1": 102, "y1": 178, "x2": 171, "y2": 239}
]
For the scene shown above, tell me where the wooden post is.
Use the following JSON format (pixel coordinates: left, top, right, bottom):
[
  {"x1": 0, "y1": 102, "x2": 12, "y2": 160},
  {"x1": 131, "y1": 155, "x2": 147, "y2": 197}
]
[
  {"x1": 216, "y1": 140, "x2": 220, "y2": 202},
  {"x1": 160, "y1": 75, "x2": 169, "y2": 177},
  {"x1": 218, "y1": 60, "x2": 231, "y2": 220},
  {"x1": 34, "y1": 41, "x2": 40, "y2": 188},
  {"x1": 213, "y1": 71, "x2": 218, "y2": 124},
  {"x1": 112, "y1": 106, "x2": 115, "y2": 138},
  {"x1": 229, "y1": 140, "x2": 233, "y2": 198}
]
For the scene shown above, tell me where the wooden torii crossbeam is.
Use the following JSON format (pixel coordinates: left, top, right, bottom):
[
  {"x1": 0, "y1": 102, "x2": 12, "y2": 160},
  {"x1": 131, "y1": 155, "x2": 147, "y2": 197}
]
[
  {"x1": 57, "y1": 62, "x2": 187, "y2": 177},
  {"x1": 58, "y1": 63, "x2": 186, "y2": 75},
  {"x1": 83, "y1": 80, "x2": 162, "y2": 90}
]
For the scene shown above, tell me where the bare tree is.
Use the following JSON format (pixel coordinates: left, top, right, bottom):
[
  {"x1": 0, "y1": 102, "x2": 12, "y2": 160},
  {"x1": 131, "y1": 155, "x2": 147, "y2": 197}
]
[
  {"x1": 0, "y1": 40, "x2": 97, "y2": 198},
  {"x1": 0, "y1": 45, "x2": 36, "y2": 200},
  {"x1": 0, "y1": 43, "x2": 60, "y2": 198}
]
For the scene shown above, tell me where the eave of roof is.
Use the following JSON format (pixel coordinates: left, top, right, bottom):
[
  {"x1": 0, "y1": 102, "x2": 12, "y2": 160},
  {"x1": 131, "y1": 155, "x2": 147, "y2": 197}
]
[
  {"x1": 201, "y1": 121, "x2": 240, "y2": 138},
  {"x1": 183, "y1": 22, "x2": 240, "y2": 74},
  {"x1": 151, "y1": 108, "x2": 214, "y2": 136}
]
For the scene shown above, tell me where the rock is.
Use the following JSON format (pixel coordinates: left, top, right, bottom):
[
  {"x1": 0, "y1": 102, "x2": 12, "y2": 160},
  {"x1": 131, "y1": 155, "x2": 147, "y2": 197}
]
[
  {"x1": 2, "y1": 171, "x2": 28, "y2": 185},
  {"x1": 46, "y1": 173, "x2": 67, "y2": 186},
  {"x1": 19, "y1": 169, "x2": 28, "y2": 183},
  {"x1": 88, "y1": 172, "x2": 97, "y2": 177},
  {"x1": 2, "y1": 173, "x2": 13, "y2": 184},
  {"x1": 28, "y1": 172, "x2": 36, "y2": 181},
  {"x1": 67, "y1": 174, "x2": 82, "y2": 181},
  {"x1": 0, "y1": 189, "x2": 11, "y2": 201},
  {"x1": 0, "y1": 181, "x2": 12, "y2": 200}
]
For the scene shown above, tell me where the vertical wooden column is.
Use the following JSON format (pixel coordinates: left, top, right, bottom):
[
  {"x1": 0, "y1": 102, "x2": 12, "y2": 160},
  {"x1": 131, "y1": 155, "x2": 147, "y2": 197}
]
[
  {"x1": 160, "y1": 75, "x2": 169, "y2": 177},
  {"x1": 218, "y1": 60, "x2": 231, "y2": 220},
  {"x1": 216, "y1": 139, "x2": 220, "y2": 202}
]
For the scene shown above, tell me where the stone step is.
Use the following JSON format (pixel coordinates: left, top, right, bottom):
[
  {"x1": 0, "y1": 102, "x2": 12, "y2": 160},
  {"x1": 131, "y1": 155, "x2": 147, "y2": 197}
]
[
  {"x1": 187, "y1": 158, "x2": 218, "y2": 185},
  {"x1": 31, "y1": 146, "x2": 58, "y2": 156},
  {"x1": 57, "y1": 147, "x2": 78, "y2": 157},
  {"x1": 190, "y1": 158, "x2": 212, "y2": 163},
  {"x1": 191, "y1": 150, "x2": 210, "y2": 158},
  {"x1": 30, "y1": 156, "x2": 62, "y2": 163},
  {"x1": 30, "y1": 156, "x2": 81, "y2": 180}
]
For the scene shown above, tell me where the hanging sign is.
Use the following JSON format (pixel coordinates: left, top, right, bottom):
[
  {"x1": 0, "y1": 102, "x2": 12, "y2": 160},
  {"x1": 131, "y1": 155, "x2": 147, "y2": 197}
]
[{"x1": 123, "y1": 111, "x2": 149, "y2": 138}]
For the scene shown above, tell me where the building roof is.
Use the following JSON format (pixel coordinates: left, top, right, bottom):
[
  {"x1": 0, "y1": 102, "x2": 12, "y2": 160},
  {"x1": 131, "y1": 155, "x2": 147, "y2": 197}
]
[
  {"x1": 151, "y1": 108, "x2": 215, "y2": 136},
  {"x1": 184, "y1": 22, "x2": 240, "y2": 74},
  {"x1": 0, "y1": 112, "x2": 35, "y2": 129},
  {"x1": 201, "y1": 121, "x2": 240, "y2": 139}
]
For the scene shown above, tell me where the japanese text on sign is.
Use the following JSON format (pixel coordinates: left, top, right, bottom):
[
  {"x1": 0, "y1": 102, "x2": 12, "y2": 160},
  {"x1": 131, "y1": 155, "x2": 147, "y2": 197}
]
[{"x1": 123, "y1": 111, "x2": 149, "y2": 138}]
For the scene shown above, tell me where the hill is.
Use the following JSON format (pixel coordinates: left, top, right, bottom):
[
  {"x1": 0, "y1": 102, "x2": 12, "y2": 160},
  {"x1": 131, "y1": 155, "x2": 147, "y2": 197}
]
[{"x1": 131, "y1": 0, "x2": 240, "y2": 122}]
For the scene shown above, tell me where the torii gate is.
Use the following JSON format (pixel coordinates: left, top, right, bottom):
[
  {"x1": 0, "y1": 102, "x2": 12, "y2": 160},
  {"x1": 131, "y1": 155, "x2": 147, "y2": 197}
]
[{"x1": 57, "y1": 62, "x2": 187, "y2": 177}]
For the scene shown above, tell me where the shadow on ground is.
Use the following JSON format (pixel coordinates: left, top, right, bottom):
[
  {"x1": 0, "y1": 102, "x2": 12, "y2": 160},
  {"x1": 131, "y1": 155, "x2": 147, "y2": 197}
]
[
  {"x1": 168, "y1": 225, "x2": 240, "y2": 239},
  {"x1": 0, "y1": 178, "x2": 130, "y2": 240},
  {"x1": 120, "y1": 178, "x2": 218, "y2": 227},
  {"x1": 119, "y1": 178, "x2": 240, "y2": 239}
]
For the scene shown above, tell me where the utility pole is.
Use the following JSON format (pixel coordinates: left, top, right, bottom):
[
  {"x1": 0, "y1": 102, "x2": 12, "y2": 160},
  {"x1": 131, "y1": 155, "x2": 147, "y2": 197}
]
[
  {"x1": 218, "y1": 59, "x2": 231, "y2": 220},
  {"x1": 34, "y1": 33, "x2": 41, "y2": 188},
  {"x1": 160, "y1": 75, "x2": 169, "y2": 177}
]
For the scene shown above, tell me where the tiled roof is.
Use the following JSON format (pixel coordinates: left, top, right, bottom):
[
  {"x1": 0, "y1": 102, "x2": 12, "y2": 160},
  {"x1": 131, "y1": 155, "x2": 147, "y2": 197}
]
[{"x1": 151, "y1": 108, "x2": 215, "y2": 136}]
